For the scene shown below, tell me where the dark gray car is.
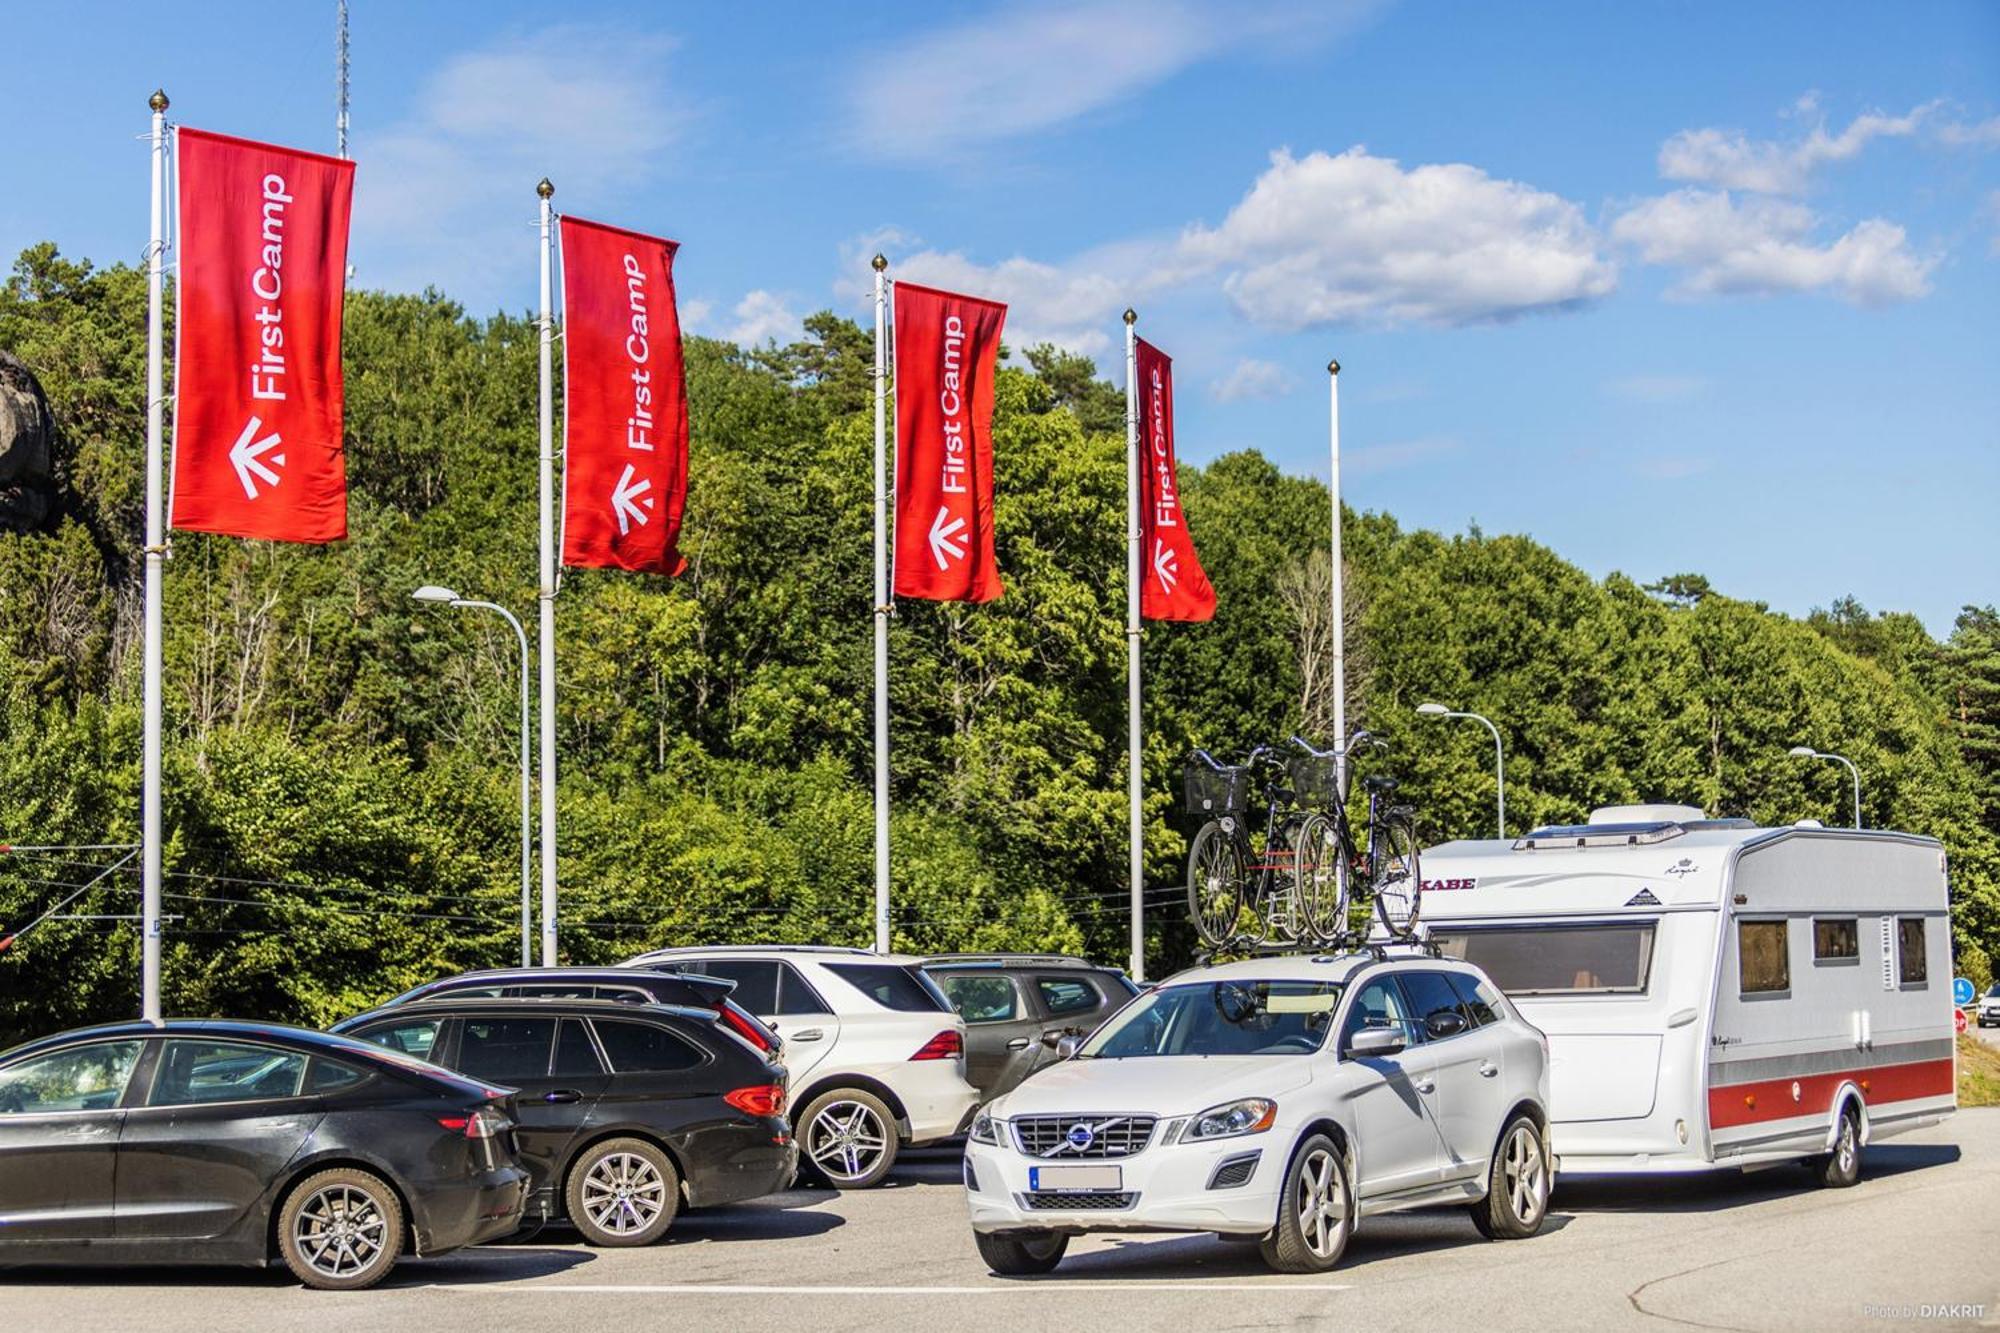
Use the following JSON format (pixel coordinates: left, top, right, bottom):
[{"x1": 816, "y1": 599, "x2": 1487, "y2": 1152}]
[{"x1": 917, "y1": 955, "x2": 1138, "y2": 1100}]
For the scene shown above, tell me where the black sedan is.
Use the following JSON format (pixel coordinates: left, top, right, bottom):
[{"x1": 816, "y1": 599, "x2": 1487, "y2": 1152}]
[
  {"x1": 334, "y1": 997, "x2": 794, "y2": 1246},
  {"x1": 0, "y1": 1019, "x2": 529, "y2": 1290}
]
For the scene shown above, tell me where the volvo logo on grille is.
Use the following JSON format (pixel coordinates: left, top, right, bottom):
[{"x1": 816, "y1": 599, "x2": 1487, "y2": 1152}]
[{"x1": 1065, "y1": 1122, "x2": 1096, "y2": 1150}]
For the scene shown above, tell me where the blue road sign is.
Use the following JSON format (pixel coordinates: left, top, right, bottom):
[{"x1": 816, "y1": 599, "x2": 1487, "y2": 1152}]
[{"x1": 1954, "y1": 976, "x2": 1976, "y2": 1006}]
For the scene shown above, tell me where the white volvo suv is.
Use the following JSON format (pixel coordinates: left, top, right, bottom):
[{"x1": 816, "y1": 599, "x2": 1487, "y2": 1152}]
[
  {"x1": 622, "y1": 945, "x2": 980, "y2": 1188},
  {"x1": 963, "y1": 952, "x2": 1553, "y2": 1274}
]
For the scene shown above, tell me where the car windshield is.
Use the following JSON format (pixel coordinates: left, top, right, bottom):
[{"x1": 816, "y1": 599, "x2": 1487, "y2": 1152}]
[{"x1": 1080, "y1": 980, "x2": 1343, "y2": 1058}]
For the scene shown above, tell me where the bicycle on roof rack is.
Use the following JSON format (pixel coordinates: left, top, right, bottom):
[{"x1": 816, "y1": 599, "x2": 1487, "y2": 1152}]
[{"x1": 1183, "y1": 731, "x2": 1423, "y2": 950}]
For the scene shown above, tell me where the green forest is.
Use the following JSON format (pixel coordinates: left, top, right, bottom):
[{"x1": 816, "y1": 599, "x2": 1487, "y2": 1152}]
[{"x1": 1, "y1": 241, "x2": 1996, "y2": 1047}]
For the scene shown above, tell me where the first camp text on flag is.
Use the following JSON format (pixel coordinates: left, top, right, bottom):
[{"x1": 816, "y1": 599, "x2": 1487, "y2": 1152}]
[
  {"x1": 892, "y1": 281, "x2": 1006, "y2": 602},
  {"x1": 170, "y1": 127, "x2": 354, "y2": 543}
]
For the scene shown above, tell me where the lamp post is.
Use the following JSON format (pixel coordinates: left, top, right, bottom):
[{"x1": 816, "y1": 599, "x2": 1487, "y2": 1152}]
[
  {"x1": 1418, "y1": 702, "x2": 1506, "y2": 838},
  {"x1": 414, "y1": 586, "x2": 533, "y2": 965},
  {"x1": 1788, "y1": 745, "x2": 1862, "y2": 829}
]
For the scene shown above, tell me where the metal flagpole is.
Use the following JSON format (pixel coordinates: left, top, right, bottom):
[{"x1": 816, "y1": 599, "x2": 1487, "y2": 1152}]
[
  {"x1": 536, "y1": 178, "x2": 558, "y2": 966},
  {"x1": 335, "y1": 0, "x2": 350, "y2": 159},
  {"x1": 871, "y1": 254, "x2": 891, "y2": 955},
  {"x1": 1328, "y1": 360, "x2": 1346, "y2": 795},
  {"x1": 1123, "y1": 310, "x2": 1144, "y2": 982},
  {"x1": 141, "y1": 88, "x2": 169, "y2": 1023}
]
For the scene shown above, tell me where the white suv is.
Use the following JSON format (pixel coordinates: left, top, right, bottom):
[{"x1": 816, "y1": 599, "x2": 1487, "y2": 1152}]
[
  {"x1": 963, "y1": 952, "x2": 1553, "y2": 1274},
  {"x1": 622, "y1": 946, "x2": 979, "y2": 1188},
  {"x1": 1979, "y1": 984, "x2": 2000, "y2": 1028}
]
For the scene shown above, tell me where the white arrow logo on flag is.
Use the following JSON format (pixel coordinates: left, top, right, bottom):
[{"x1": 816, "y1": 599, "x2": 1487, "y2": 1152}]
[
  {"x1": 928, "y1": 507, "x2": 968, "y2": 570},
  {"x1": 228, "y1": 416, "x2": 285, "y2": 499},
  {"x1": 611, "y1": 464, "x2": 654, "y2": 537},
  {"x1": 1153, "y1": 536, "x2": 1179, "y2": 592}
]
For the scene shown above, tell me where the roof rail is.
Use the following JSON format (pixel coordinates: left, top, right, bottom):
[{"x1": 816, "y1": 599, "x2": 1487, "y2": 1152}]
[{"x1": 916, "y1": 953, "x2": 1097, "y2": 967}]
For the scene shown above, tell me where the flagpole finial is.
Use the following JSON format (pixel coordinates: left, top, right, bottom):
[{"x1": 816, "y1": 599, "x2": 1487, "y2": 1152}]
[
  {"x1": 536, "y1": 178, "x2": 555, "y2": 199},
  {"x1": 148, "y1": 89, "x2": 169, "y2": 112},
  {"x1": 871, "y1": 253, "x2": 887, "y2": 272},
  {"x1": 1123, "y1": 308, "x2": 1137, "y2": 326},
  {"x1": 1327, "y1": 358, "x2": 1341, "y2": 376}
]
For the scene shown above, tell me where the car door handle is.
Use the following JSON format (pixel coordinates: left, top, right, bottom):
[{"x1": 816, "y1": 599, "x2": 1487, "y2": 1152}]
[
  {"x1": 791, "y1": 1028, "x2": 824, "y2": 1042},
  {"x1": 543, "y1": 1089, "x2": 584, "y2": 1104},
  {"x1": 1413, "y1": 1078, "x2": 1436, "y2": 1094},
  {"x1": 1478, "y1": 1061, "x2": 1499, "y2": 1078},
  {"x1": 1006, "y1": 1038, "x2": 1031, "y2": 1050}
]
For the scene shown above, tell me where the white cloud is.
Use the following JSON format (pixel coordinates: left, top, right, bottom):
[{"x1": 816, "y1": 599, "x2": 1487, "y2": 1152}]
[
  {"x1": 1344, "y1": 436, "x2": 1461, "y2": 477},
  {"x1": 1658, "y1": 102, "x2": 1933, "y2": 195},
  {"x1": 843, "y1": 0, "x2": 1375, "y2": 161},
  {"x1": 1178, "y1": 148, "x2": 1617, "y2": 328},
  {"x1": 1210, "y1": 358, "x2": 1296, "y2": 402},
  {"x1": 1613, "y1": 189, "x2": 1935, "y2": 305},
  {"x1": 351, "y1": 26, "x2": 688, "y2": 309},
  {"x1": 725, "y1": 291, "x2": 802, "y2": 347},
  {"x1": 1940, "y1": 116, "x2": 2000, "y2": 148},
  {"x1": 844, "y1": 145, "x2": 1617, "y2": 351},
  {"x1": 1606, "y1": 373, "x2": 1708, "y2": 403}
]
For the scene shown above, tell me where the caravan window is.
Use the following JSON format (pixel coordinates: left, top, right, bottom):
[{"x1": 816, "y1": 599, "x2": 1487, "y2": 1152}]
[
  {"x1": 1432, "y1": 924, "x2": 1655, "y2": 996},
  {"x1": 1897, "y1": 918, "x2": 1928, "y2": 986},
  {"x1": 1813, "y1": 918, "x2": 1859, "y2": 964},
  {"x1": 1737, "y1": 920, "x2": 1790, "y2": 996}
]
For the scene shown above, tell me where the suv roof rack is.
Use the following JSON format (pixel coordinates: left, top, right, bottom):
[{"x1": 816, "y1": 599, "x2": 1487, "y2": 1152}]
[
  {"x1": 915, "y1": 953, "x2": 1099, "y2": 968},
  {"x1": 632, "y1": 944, "x2": 877, "y2": 957}
]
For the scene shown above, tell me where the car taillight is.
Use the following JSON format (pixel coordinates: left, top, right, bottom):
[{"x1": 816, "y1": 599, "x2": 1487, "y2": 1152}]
[
  {"x1": 438, "y1": 1109, "x2": 505, "y2": 1139},
  {"x1": 719, "y1": 1004, "x2": 778, "y2": 1053},
  {"x1": 910, "y1": 1029, "x2": 962, "y2": 1061},
  {"x1": 724, "y1": 1084, "x2": 786, "y2": 1118}
]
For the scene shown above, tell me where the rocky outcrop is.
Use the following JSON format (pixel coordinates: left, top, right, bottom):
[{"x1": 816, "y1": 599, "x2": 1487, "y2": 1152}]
[{"x1": 0, "y1": 352, "x2": 59, "y2": 531}]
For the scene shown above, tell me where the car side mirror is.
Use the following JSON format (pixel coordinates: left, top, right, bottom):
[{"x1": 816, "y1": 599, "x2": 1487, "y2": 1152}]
[
  {"x1": 1426, "y1": 1012, "x2": 1468, "y2": 1040},
  {"x1": 1346, "y1": 1026, "x2": 1406, "y2": 1058},
  {"x1": 1054, "y1": 1035, "x2": 1083, "y2": 1060}
]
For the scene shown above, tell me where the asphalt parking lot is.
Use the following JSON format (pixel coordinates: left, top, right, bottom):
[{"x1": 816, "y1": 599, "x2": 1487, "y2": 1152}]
[{"x1": 6, "y1": 1110, "x2": 1996, "y2": 1333}]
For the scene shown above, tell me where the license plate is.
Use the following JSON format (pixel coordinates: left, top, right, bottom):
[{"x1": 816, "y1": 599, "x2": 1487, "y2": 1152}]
[{"x1": 1028, "y1": 1164, "x2": 1121, "y2": 1192}]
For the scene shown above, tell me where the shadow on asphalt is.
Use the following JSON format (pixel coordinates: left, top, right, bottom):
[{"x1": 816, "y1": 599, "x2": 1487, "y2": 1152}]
[
  {"x1": 0, "y1": 1244, "x2": 598, "y2": 1289},
  {"x1": 1551, "y1": 1141, "x2": 1961, "y2": 1214}
]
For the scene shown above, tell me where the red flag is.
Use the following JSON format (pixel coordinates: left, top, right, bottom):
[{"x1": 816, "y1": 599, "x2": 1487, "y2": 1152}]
[
  {"x1": 170, "y1": 128, "x2": 354, "y2": 542},
  {"x1": 1135, "y1": 338, "x2": 1214, "y2": 621},
  {"x1": 893, "y1": 282, "x2": 1006, "y2": 602},
  {"x1": 558, "y1": 216, "x2": 690, "y2": 575}
]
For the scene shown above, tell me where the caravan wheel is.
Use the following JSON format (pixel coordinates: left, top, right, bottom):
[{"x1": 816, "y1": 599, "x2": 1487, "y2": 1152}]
[{"x1": 1812, "y1": 1105, "x2": 1862, "y2": 1189}]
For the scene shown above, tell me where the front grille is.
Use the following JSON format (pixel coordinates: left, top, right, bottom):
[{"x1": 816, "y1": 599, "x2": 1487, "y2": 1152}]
[
  {"x1": 1012, "y1": 1115, "x2": 1156, "y2": 1159},
  {"x1": 1020, "y1": 1191, "x2": 1138, "y2": 1211},
  {"x1": 1208, "y1": 1151, "x2": 1261, "y2": 1189}
]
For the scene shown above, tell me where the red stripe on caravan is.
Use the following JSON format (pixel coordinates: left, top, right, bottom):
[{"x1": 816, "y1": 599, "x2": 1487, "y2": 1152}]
[{"x1": 1707, "y1": 1058, "x2": 1955, "y2": 1130}]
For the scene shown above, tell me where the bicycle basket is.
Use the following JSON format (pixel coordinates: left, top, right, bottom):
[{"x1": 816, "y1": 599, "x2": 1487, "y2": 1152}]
[
  {"x1": 1285, "y1": 752, "x2": 1340, "y2": 807},
  {"x1": 1184, "y1": 757, "x2": 1251, "y2": 815}
]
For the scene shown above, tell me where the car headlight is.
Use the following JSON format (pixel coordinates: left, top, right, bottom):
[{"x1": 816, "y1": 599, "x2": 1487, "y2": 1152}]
[
  {"x1": 1184, "y1": 1098, "x2": 1277, "y2": 1141},
  {"x1": 969, "y1": 1109, "x2": 1001, "y2": 1146}
]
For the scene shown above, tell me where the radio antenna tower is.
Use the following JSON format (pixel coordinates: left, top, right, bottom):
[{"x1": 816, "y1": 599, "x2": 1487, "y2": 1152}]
[{"x1": 336, "y1": 0, "x2": 351, "y2": 159}]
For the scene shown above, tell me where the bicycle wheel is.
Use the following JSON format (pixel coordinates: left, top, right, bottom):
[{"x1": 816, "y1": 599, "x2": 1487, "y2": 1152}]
[
  {"x1": 1187, "y1": 822, "x2": 1246, "y2": 947},
  {"x1": 1370, "y1": 813, "x2": 1423, "y2": 939},
  {"x1": 1294, "y1": 813, "x2": 1350, "y2": 944}
]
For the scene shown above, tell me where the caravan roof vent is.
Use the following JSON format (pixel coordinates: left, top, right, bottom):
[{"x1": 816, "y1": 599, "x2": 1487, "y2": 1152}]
[
  {"x1": 1514, "y1": 820, "x2": 1688, "y2": 851},
  {"x1": 1589, "y1": 803, "x2": 1707, "y2": 825}
]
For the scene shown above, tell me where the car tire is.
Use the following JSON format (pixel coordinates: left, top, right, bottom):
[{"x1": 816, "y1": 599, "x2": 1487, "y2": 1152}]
[
  {"x1": 975, "y1": 1229, "x2": 1068, "y2": 1275},
  {"x1": 1258, "y1": 1133, "x2": 1352, "y2": 1274},
  {"x1": 565, "y1": 1137, "x2": 680, "y2": 1246},
  {"x1": 1469, "y1": 1114, "x2": 1551, "y2": 1240},
  {"x1": 798, "y1": 1087, "x2": 900, "y2": 1189},
  {"x1": 277, "y1": 1167, "x2": 405, "y2": 1291},
  {"x1": 1812, "y1": 1104, "x2": 1862, "y2": 1189}
]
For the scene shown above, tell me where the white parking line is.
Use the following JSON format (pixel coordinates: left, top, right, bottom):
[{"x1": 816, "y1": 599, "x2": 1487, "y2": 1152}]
[{"x1": 491, "y1": 1282, "x2": 1352, "y2": 1295}]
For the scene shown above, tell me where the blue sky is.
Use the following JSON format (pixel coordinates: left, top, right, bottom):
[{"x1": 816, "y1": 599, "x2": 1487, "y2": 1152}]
[{"x1": 3, "y1": 1, "x2": 1995, "y2": 633}]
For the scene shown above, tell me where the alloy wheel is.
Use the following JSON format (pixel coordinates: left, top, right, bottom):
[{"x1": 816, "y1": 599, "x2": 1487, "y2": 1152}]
[
  {"x1": 1503, "y1": 1124, "x2": 1547, "y2": 1225},
  {"x1": 292, "y1": 1183, "x2": 389, "y2": 1281},
  {"x1": 1293, "y1": 1146, "x2": 1348, "y2": 1259},
  {"x1": 581, "y1": 1151, "x2": 668, "y2": 1236},
  {"x1": 807, "y1": 1100, "x2": 889, "y2": 1182}
]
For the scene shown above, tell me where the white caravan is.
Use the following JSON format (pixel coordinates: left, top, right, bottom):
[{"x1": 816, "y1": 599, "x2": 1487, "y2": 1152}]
[{"x1": 1412, "y1": 805, "x2": 1956, "y2": 1181}]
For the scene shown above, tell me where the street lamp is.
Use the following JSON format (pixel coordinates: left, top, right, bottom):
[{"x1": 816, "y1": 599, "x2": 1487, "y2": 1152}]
[
  {"x1": 414, "y1": 585, "x2": 533, "y2": 965},
  {"x1": 1418, "y1": 702, "x2": 1506, "y2": 838},
  {"x1": 1788, "y1": 745, "x2": 1862, "y2": 829}
]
